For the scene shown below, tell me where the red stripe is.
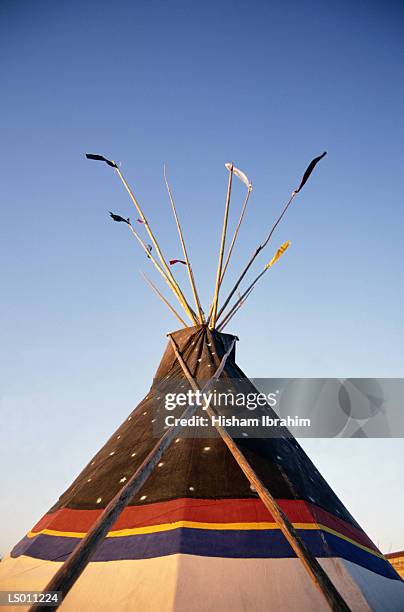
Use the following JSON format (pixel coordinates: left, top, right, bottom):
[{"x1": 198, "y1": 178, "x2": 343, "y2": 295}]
[{"x1": 32, "y1": 498, "x2": 377, "y2": 553}]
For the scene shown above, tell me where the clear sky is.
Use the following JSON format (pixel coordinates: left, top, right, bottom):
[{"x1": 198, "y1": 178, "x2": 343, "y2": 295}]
[{"x1": 0, "y1": 0, "x2": 403, "y2": 556}]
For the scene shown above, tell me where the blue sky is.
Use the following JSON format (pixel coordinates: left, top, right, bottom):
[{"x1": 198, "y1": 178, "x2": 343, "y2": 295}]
[{"x1": 0, "y1": 0, "x2": 403, "y2": 555}]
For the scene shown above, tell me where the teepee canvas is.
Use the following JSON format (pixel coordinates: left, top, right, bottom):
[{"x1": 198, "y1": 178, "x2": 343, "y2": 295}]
[{"x1": 1, "y1": 156, "x2": 403, "y2": 612}]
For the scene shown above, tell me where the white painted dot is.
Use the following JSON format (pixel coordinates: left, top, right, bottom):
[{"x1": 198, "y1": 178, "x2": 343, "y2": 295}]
[
  {"x1": 151, "y1": 418, "x2": 156, "y2": 423},
  {"x1": 203, "y1": 446, "x2": 211, "y2": 451},
  {"x1": 250, "y1": 484, "x2": 256, "y2": 492},
  {"x1": 207, "y1": 343, "x2": 211, "y2": 346},
  {"x1": 140, "y1": 495, "x2": 147, "y2": 501},
  {"x1": 128, "y1": 416, "x2": 132, "y2": 421},
  {"x1": 175, "y1": 438, "x2": 180, "y2": 443},
  {"x1": 276, "y1": 455, "x2": 282, "y2": 460},
  {"x1": 242, "y1": 432, "x2": 248, "y2": 437},
  {"x1": 96, "y1": 497, "x2": 102, "y2": 504},
  {"x1": 87, "y1": 478, "x2": 92, "y2": 482},
  {"x1": 207, "y1": 364, "x2": 211, "y2": 368},
  {"x1": 117, "y1": 435, "x2": 121, "y2": 439},
  {"x1": 211, "y1": 352, "x2": 215, "y2": 356},
  {"x1": 131, "y1": 452, "x2": 137, "y2": 457},
  {"x1": 158, "y1": 462, "x2": 164, "y2": 467},
  {"x1": 91, "y1": 461, "x2": 95, "y2": 465},
  {"x1": 120, "y1": 477, "x2": 127, "y2": 483},
  {"x1": 197, "y1": 358, "x2": 202, "y2": 362},
  {"x1": 189, "y1": 486, "x2": 195, "y2": 491},
  {"x1": 109, "y1": 451, "x2": 115, "y2": 456},
  {"x1": 143, "y1": 411, "x2": 147, "y2": 415}
]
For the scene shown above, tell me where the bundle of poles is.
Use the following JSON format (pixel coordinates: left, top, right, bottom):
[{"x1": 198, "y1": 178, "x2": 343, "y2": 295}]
[{"x1": 85, "y1": 151, "x2": 326, "y2": 331}]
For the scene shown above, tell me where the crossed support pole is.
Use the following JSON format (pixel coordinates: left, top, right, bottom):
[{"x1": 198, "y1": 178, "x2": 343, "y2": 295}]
[
  {"x1": 31, "y1": 336, "x2": 236, "y2": 612},
  {"x1": 32, "y1": 334, "x2": 350, "y2": 612},
  {"x1": 169, "y1": 335, "x2": 350, "y2": 612}
]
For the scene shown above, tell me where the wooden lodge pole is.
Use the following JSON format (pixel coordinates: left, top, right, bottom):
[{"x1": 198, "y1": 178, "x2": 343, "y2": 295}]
[
  {"x1": 170, "y1": 335, "x2": 351, "y2": 612},
  {"x1": 209, "y1": 163, "x2": 234, "y2": 329},
  {"x1": 216, "y1": 191, "x2": 296, "y2": 323},
  {"x1": 141, "y1": 271, "x2": 187, "y2": 327},
  {"x1": 207, "y1": 181, "x2": 251, "y2": 324},
  {"x1": 127, "y1": 222, "x2": 189, "y2": 318},
  {"x1": 220, "y1": 183, "x2": 252, "y2": 285},
  {"x1": 163, "y1": 165, "x2": 205, "y2": 324},
  {"x1": 114, "y1": 165, "x2": 198, "y2": 325},
  {"x1": 32, "y1": 337, "x2": 236, "y2": 612},
  {"x1": 217, "y1": 287, "x2": 254, "y2": 331},
  {"x1": 217, "y1": 240, "x2": 291, "y2": 328}
]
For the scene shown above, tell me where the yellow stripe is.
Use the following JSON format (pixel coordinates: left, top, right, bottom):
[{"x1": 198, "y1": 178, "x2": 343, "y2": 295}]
[
  {"x1": 318, "y1": 525, "x2": 384, "y2": 559},
  {"x1": 29, "y1": 521, "x2": 306, "y2": 538},
  {"x1": 27, "y1": 521, "x2": 383, "y2": 559}
]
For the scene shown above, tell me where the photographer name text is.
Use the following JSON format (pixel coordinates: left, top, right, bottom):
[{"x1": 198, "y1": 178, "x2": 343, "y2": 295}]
[{"x1": 164, "y1": 415, "x2": 311, "y2": 428}]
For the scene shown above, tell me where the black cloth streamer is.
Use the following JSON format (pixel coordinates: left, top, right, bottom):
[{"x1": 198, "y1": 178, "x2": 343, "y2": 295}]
[
  {"x1": 295, "y1": 151, "x2": 327, "y2": 193},
  {"x1": 86, "y1": 153, "x2": 117, "y2": 168},
  {"x1": 109, "y1": 212, "x2": 130, "y2": 224}
]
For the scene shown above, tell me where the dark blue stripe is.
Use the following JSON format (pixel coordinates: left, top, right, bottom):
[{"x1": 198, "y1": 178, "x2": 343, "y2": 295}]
[{"x1": 12, "y1": 529, "x2": 400, "y2": 581}]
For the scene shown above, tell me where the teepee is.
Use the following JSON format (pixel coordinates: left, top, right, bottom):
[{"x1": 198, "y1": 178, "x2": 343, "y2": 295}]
[{"x1": 1, "y1": 155, "x2": 403, "y2": 612}]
